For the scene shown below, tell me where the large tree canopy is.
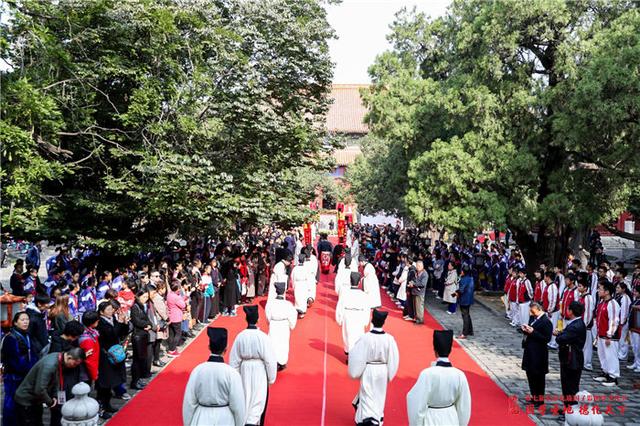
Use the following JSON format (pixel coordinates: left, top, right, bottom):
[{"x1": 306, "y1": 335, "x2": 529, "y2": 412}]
[
  {"x1": 1, "y1": 0, "x2": 335, "y2": 252},
  {"x1": 349, "y1": 0, "x2": 640, "y2": 264}
]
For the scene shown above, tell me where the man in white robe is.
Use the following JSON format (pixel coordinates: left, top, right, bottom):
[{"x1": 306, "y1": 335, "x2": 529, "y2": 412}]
[
  {"x1": 266, "y1": 282, "x2": 297, "y2": 370},
  {"x1": 183, "y1": 328, "x2": 246, "y2": 426},
  {"x1": 335, "y1": 252, "x2": 354, "y2": 297},
  {"x1": 229, "y1": 306, "x2": 278, "y2": 426},
  {"x1": 351, "y1": 238, "x2": 360, "y2": 260},
  {"x1": 305, "y1": 247, "x2": 319, "y2": 303},
  {"x1": 349, "y1": 309, "x2": 399, "y2": 425},
  {"x1": 336, "y1": 271, "x2": 371, "y2": 356},
  {"x1": 292, "y1": 254, "x2": 311, "y2": 317},
  {"x1": 407, "y1": 330, "x2": 471, "y2": 426},
  {"x1": 268, "y1": 253, "x2": 292, "y2": 300},
  {"x1": 360, "y1": 255, "x2": 382, "y2": 308}
]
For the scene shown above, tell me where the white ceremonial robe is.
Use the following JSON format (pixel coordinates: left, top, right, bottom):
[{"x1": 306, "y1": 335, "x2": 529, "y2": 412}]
[
  {"x1": 348, "y1": 329, "x2": 400, "y2": 424},
  {"x1": 292, "y1": 264, "x2": 311, "y2": 313},
  {"x1": 407, "y1": 359, "x2": 471, "y2": 426},
  {"x1": 334, "y1": 262, "x2": 352, "y2": 296},
  {"x1": 336, "y1": 288, "x2": 371, "y2": 353},
  {"x1": 295, "y1": 240, "x2": 303, "y2": 265},
  {"x1": 229, "y1": 327, "x2": 278, "y2": 425},
  {"x1": 306, "y1": 254, "x2": 319, "y2": 301},
  {"x1": 363, "y1": 263, "x2": 382, "y2": 308},
  {"x1": 268, "y1": 261, "x2": 288, "y2": 300},
  {"x1": 265, "y1": 297, "x2": 298, "y2": 365},
  {"x1": 334, "y1": 258, "x2": 346, "y2": 292},
  {"x1": 351, "y1": 240, "x2": 360, "y2": 260},
  {"x1": 182, "y1": 357, "x2": 246, "y2": 426}
]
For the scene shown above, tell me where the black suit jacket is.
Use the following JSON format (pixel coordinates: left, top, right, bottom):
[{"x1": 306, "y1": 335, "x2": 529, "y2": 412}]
[
  {"x1": 521, "y1": 314, "x2": 553, "y2": 374},
  {"x1": 556, "y1": 318, "x2": 586, "y2": 370}
]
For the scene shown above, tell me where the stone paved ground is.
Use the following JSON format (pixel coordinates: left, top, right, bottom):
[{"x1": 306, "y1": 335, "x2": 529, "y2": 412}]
[{"x1": 424, "y1": 291, "x2": 640, "y2": 426}]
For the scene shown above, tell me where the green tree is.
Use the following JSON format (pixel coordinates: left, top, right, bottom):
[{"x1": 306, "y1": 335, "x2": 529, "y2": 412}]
[
  {"x1": 1, "y1": 0, "x2": 334, "y2": 252},
  {"x1": 349, "y1": 0, "x2": 640, "y2": 264}
]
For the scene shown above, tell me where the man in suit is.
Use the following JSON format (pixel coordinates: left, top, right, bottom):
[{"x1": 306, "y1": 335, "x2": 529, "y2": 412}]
[
  {"x1": 554, "y1": 301, "x2": 587, "y2": 420},
  {"x1": 521, "y1": 301, "x2": 553, "y2": 407}
]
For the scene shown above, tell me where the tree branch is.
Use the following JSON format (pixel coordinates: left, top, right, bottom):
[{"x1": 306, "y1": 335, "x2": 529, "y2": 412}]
[{"x1": 604, "y1": 225, "x2": 640, "y2": 243}]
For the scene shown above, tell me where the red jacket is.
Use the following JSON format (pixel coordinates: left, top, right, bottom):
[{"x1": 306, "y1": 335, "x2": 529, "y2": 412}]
[
  {"x1": 79, "y1": 327, "x2": 100, "y2": 381},
  {"x1": 505, "y1": 276, "x2": 517, "y2": 302},
  {"x1": 533, "y1": 280, "x2": 544, "y2": 303}
]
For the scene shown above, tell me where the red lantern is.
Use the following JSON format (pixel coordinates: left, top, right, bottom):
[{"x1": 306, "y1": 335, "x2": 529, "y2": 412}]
[{"x1": 1, "y1": 293, "x2": 26, "y2": 331}]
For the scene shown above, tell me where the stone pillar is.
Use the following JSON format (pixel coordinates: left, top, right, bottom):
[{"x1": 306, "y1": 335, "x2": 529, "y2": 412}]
[{"x1": 61, "y1": 382, "x2": 100, "y2": 426}]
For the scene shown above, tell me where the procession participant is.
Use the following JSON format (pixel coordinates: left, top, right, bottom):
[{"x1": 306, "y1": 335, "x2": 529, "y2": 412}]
[
  {"x1": 265, "y1": 282, "x2": 297, "y2": 371},
  {"x1": 348, "y1": 309, "x2": 399, "y2": 426},
  {"x1": 516, "y1": 268, "x2": 533, "y2": 329},
  {"x1": 576, "y1": 278, "x2": 595, "y2": 371},
  {"x1": 615, "y1": 282, "x2": 632, "y2": 361},
  {"x1": 406, "y1": 330, "x2": 471, "y2": 426},
  {"x1": 305, "y1": 246, "x2": 319, "y2": 303},
  {"x1": 183, "y1": 328, "x2": 246, "y2": 426},
  {"x1": 229, "y1": 306, "x2": 277, "y2": 426},
  {"x1": 336, "y1": 272, "x2": 371, "y2": 357},
  {"x1": 292, "y1": 254, "x2": 310, "y2": 317},
  {"x1": 268, "y1": 253, "x2": 292, "y2": 300},
  {"x1": 359, "y1": 255, "x2": 382, "y2": 309},
  {"x1": 593, "y1": 281, "x2": 620, "y2": 387},
  {"x1": 335, "y1": 252, "x2": 352, "y2": 294},
  {"x1": 317, "y1": 233, "x2": 333, "y2": 269},
  {"x1": 521, "y1": 302, "x2": 553, "y2": 408},
  {"x1": 553, "y1": 301, "x2": 586, "y2": 416}
]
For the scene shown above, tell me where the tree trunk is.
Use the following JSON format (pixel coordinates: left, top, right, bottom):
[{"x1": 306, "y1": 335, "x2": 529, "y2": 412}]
[{"x1": 513, "y1": 227, "x2": 539, "y2": 273}]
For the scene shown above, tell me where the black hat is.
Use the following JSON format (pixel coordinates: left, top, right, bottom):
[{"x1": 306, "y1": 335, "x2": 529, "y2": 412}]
[
  {"x1": 243, "y1": 305, "x2": 259, "y2": 324},
  {"x1": 433, "y1": 330, "x2": 454, "y2": 357},
  {"x1": 207, "y1": 327, "x2": 228, "y2": 353},
  {"x1": 350, "y1": 271, "x2": 361, "y2": 288},
  {"x1": 371, "y1": 309, "x2": 388, "y2": 328},
  {"x1": 274, "y1": 282, "x2": 286, "y2": 295}
]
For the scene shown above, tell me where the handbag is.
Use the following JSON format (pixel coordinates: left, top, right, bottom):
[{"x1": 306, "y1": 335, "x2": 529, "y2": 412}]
[{"x1": 107, "y1": 339, "x2": 128, "y2": 365}]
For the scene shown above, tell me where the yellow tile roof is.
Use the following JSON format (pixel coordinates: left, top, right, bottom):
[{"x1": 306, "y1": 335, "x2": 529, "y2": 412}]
[{"x1": 326, "y1": 84, "x2": 370, "y2": 134}]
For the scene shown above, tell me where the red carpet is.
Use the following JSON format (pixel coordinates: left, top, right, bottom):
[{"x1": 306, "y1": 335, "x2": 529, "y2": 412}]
[{"x1": 110, "y1": 259, "x2": 532, "y2": 425}]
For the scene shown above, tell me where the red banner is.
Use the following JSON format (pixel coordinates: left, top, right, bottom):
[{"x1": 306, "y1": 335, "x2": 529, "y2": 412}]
[
  {"x1": 337, "y1": 212, "x2": 346, "y2": 245},
  {"x1": 303, "y1": 223, "x2": 312, "y2": 246}
]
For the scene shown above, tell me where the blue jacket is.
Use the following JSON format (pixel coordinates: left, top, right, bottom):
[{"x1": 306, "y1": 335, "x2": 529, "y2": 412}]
[
  {"x1": 25, "y1": 246, "x2": 41, "y2": 269},
  {"x1": 458, "y1": 275, "x2": 474, "y2": 306}
]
